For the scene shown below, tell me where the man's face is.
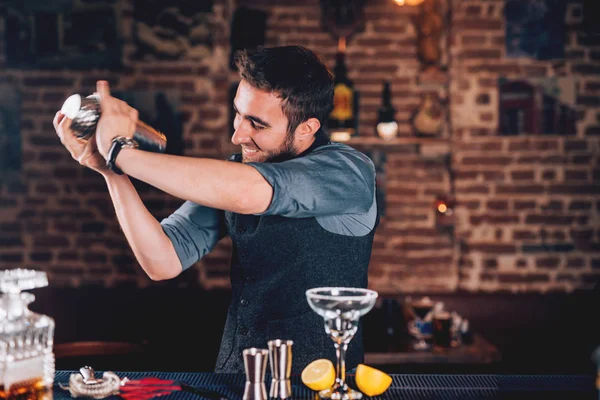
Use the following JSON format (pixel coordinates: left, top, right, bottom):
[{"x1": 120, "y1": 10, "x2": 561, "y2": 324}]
[{"x1": 231, "y1": 80, "x2": 297, "y2": 163}]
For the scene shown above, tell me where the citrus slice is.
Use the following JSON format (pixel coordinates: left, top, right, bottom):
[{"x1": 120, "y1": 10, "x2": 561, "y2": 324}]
[
  {"x1": 301, "y1": 358, "x2": 335, "y2": 391},
  {"x1": 355, "y1": 364, "x2": 392, "y2": 396}
]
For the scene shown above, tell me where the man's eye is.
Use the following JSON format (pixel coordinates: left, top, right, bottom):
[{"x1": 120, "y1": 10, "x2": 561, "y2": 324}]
[{"x1": 251, "y1": 121, "x2": 265, "y2": 130}]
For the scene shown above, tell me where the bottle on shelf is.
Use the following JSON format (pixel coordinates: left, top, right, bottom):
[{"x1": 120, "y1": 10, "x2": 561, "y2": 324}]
[
  {"x1": 327, "y1": 36, "x2": 360, "y2": 143},
  {"x1": 0, "y1": 269, "x2": 55, "y2": 399},
  {"x1": 376, "y1": 80, "x2": 398, "y2": 141}
]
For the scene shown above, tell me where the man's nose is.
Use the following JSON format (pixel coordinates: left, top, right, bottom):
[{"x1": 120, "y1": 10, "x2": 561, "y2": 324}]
[{"x1": 231, "y1": 121, "x2": 252, "y2": 145}]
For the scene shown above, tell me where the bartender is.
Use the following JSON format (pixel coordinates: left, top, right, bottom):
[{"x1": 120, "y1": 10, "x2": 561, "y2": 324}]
[{"x1": 53, "y1": 44, "x2": 378, "y2": 374}]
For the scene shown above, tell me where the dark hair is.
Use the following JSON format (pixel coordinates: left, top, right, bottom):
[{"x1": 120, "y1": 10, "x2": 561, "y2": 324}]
[{"x1": 234, "y1": 45, "x2": 334, "y2": 134}]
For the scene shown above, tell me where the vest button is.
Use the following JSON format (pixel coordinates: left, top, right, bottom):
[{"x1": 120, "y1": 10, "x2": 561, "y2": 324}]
[
  {"x1": 240, "y1": 298, "x2": 249, "y2": 306},
  {"x1": 239, "y1": 326, "x2": 249, "y2": 335},
  {"x1": 238, "y1": 226, "x2": 247, "y2": 233},
  {"x1": 245, "y1": 276, "x2": 254, "y2": 282}
]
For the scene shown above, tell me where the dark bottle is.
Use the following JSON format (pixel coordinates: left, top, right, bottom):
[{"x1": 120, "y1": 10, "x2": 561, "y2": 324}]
[
  {"x1": 376, "y1": 81, "x2": 398, "y2": 140},
  {"x1": 327, "y1": 38, "x2": 359, "y2": 142}
]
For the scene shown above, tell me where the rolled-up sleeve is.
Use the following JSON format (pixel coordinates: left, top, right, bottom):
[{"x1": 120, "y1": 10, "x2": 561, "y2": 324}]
[
  {"x1": 248, "y1": 144, "x2": 376, "y2": 218},
  {"x1": 160, "y1": 201, "x2": 227, "y2": 270}
]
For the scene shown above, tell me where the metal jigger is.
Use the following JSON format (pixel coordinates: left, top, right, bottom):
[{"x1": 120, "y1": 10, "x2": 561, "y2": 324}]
[
  {"x1": 268, "y1": 339, "x2": 293, "y2": 399},
  {"x1": 243, "y1": 348, "x2": 268, "y2": 400},
  {"x1": 61, "y1": 93, "x2": 167, "y2": 153}
]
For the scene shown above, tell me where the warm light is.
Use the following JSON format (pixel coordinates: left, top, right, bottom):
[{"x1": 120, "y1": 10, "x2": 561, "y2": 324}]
[
  {"x1": 330, "y1": 130, "x2": 353, "y2": 142},
  {"x1": 394, "y1": 0, "x2": 425, "y2": 5},
  {"x1": 376, "y1": 121, "x2": 398, "y2": 141},
  {"x1": 437, "y1": 203, "x2": 447, "y2": 213}
]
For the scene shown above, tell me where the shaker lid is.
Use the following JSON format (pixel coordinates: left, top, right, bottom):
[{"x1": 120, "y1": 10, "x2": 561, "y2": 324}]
[{"x1": 61, "y1": 94, "x2": 82, "y2": 119}]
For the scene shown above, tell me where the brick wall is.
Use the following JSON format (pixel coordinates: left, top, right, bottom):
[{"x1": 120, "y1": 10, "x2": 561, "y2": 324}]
[{"x1": 0, "y1": 0, "x2": 598, "y2": 293}]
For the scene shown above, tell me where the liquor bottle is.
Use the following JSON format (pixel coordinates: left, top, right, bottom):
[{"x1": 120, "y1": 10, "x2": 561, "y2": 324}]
[
  {"x1": 376, "y1": 81, "x2": 398, "y2": 140},
  {"x1": 0, "y1": 269, "x2": 55, "y2": 399},
  {"x1": 327, "y1": 37, "x2": 359, "y2": 142}
]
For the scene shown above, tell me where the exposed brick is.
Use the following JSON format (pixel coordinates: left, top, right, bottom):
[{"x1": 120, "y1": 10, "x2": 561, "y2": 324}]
[
  {"x1": 523, "y1": 66, "x2": 548, "y2": 76},
  {"x1": 564, "y1": 140, "x2": 588, "y2": 151},
  {"x1": 482, "y1": 171, "x2": 505, "y2": 181},
  {"x1": 57, "y1": 252, "x2": 78, "y2": 261},
  {"x1": 83, "y1": 253, "x2": 108, "y2": 263},
  {"x1": 522, "y1": 244, "x2": 575, "y2": 253},
  {"x1": 581, "y1": 273, "x2": 600, "y2": 284},
  {"x1": 541, "y1": 200, "x2": 563, "y2": 211},
  {"x1": 569, "y1": 201, "x2": 592, "y2": 211},
  {"x1": 461, "y1": 49, "x2": 502, "y2": 59},
  {"x1": 0, "y1": 253, "x2": 24, "y2": 263},
  {"x1": 23, "y1": 77, "x2": 74, "y2": 87},
  {"x1": 565, "y1": 170, "x2": 588, "y2": 180},
  {"x1": 465, "y1": 243, "x2": 516, "y2": 253},
  {"x1": 513, "y1": 230, "x2": 537, "y2": 240},
  {"x1": 454, "y1": 19, "x2": 503, "y2": 30},
  {"x1": 567, "y1": 258, "x2": 586, "y2": 269},
  {"x1": 0, "y1": 237, "x2": 23, "y2": 247},
  {"x1": 536, "y1": 258, "x2": 561, "y2": 269},
  {"x1": 33, "y1": 235, "x2": 70, "y2": 247},
  {"x1": 570, "y1": 229, "x2": 594, "y2": 241},
  {"x1": 572, "y1": 64, "x2": 600, "y2": 75},
  {"x1": 30, "y1": 252, "x2": 53, "y2": 262},
  {"x1": 475, "y1": 93, "x2": 490, "y2": 105},
  {"x1": 556, "y1": 273, "x2": 576, "y2": 282},
  {"x1": 549, "y1": 184, "x2": 600, "y2": 195},
  {"x1": 462, "y1": 35, "x2": 486, "y2": 45},
  {"x1": 497, "y1": 185, "x2": 544, "y2": 195},
  {"x1": 462, "y1": 156, "x2": 511, "y2": 166},
  {"x1": 577, "y1": 95, "x2": 600, "y2": 106},
  {"x1": 511, "y1": 171, "x2": 535, "y2": 180},
  {"x1": 1, "y1": 0, "x2": 598, "y2": 293},
  {"x1": 525, "y1": 215, "x2": 574, "y2": 225},
  {"x1": 498, "y1": 273, "x2": 550, "y2": 283},
  {"x1": 486, "y1": 200, "x2": 509, "y2": 210},
  {"x1": 0, "y1": 223, "x2": 21, "y2": 233},
  {"x1": 464, "y1": 5, "x2": 482, "y2": 16},
  {"x1": 541, "y1": 170, "x2": 556, "y2": 180}
]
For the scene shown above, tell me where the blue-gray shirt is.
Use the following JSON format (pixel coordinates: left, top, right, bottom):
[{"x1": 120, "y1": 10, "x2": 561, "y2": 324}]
[{"x1": 161, "y1": 142, "x2": 377, "y2": 270}]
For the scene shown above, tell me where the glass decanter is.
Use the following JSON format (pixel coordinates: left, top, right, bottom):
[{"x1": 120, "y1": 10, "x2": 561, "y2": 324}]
[{"x1": 0, "y1": 269, "x2": 55, "y2": 399}]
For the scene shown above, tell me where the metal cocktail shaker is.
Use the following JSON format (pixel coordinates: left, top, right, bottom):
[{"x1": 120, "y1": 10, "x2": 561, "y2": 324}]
[{"x1": 60, "y1": 94, "x2": 167, "y2": 153}]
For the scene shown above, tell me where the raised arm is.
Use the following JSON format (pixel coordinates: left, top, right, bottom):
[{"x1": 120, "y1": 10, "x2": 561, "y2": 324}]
[
  {"x1": 93, "y1": 81, "x2": 274, "y2": 215},
  {"x1": 53, "y1": 110, "x2": 183, "y2": 280}
]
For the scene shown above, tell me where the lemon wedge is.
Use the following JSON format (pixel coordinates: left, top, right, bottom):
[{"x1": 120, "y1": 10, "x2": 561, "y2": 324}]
[
  {"x1": 355, "y1": 364, "x2": 392, "y2": 396},
  {"x1": 301, "y1": 358, "x2": 335, "y2": 391}
]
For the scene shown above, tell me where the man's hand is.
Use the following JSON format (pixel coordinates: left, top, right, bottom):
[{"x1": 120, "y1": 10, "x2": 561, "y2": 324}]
[
  {"x1": 95, "y1": 80, "x2": 139, "y2": 159},
  {"x1": 53, "y1": 111, "x2": 109, "y2": 174}
]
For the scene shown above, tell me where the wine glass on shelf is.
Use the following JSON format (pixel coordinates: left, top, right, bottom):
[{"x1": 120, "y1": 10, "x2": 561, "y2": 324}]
[
  {"x1": 406, "y1": 296, "x2": 434, "y2": 351},
  {"x1": 306, "y1": 287, "x2": 378, "y2": 400}
]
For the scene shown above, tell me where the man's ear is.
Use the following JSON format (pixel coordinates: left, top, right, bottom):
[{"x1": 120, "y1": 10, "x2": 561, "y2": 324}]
[{"x1": 295, "y1": 117, "x2": 321, "y2": 141}]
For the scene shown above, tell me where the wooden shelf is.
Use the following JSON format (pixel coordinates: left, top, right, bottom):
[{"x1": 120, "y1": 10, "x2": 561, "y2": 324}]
[{"x1": 337, "y1": 136, "x2": 451, "y2": 155}]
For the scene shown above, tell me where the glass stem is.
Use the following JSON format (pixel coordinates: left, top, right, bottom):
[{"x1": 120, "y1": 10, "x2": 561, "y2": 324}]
[{"x1": 334, "y1": 342, "x2": 348, "y2": 386}]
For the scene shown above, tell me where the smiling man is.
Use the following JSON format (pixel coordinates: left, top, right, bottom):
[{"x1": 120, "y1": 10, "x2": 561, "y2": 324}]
[{"x1": 53, "y1": 45, "x2": 378, "y2": 374}]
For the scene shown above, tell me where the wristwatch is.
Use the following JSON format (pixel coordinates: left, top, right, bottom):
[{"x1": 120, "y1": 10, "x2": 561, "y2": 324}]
[{"x1": 106, "y1": 136, "x2": 138, "y2": 175}]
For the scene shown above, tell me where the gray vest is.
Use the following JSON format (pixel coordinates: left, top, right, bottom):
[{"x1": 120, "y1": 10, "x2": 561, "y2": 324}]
[{"x1": 215, "y1": 135, "x2": 377, "y2": 374}]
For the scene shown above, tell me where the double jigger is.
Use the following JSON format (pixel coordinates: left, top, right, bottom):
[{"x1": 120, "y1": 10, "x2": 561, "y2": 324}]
[{"x1": 243, "y1": 339, "x2": 293, "y2": 400}]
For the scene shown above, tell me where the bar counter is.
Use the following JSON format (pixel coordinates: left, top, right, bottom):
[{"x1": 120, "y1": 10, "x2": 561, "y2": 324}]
[{"x1": 52, "y1": 370, "x2": 596, "y2": 399}]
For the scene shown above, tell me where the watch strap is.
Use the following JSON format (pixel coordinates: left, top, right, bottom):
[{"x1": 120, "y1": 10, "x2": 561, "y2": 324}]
[{"x1": 106, "y1": 136, "x2": 137, "y2": 175}]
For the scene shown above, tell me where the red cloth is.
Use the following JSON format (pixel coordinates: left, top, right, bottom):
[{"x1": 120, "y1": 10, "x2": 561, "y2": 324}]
[{"x1": 119, "y1": 377, "x2": 181, "y2": 400}]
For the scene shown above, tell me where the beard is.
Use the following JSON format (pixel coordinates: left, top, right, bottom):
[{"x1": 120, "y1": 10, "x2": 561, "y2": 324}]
[{"x1": 241, "y1": 132, "x2": 298, "y2": 163}]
